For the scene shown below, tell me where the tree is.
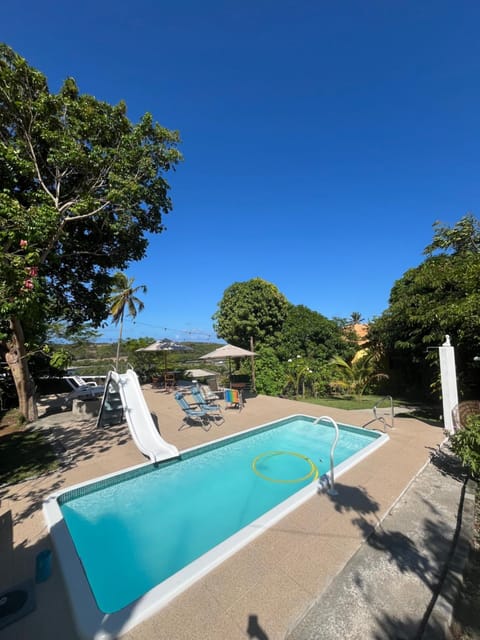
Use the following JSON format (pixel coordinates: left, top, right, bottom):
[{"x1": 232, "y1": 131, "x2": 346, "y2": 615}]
[
  {"x1": 109, "y1": 273, "x2": 146, "y2": 370},
  {"x1": 349, "y1": 311, "x2": 364, "y2": 324},
  {"x1": 38, "y1": 321, "x2": 101, "y2": 374},
  {"x1": 424, "y1": 214, "x2": 480, "y2": 255},
  {"x1": 0, "y1": 45, "x2": 182, "y2": 420},
  {"x1": 46, "y1": 321, "x2": 101, "y2": 346},
  {"x1": 276, "y1": 304, "x2": 354, "y2": 362},
  {"x1": 213, "y1": 278, "x2": 289, "y2": 349},
  {"x1": 368, "y1": 215, "x2": 480, "y2": 400}
]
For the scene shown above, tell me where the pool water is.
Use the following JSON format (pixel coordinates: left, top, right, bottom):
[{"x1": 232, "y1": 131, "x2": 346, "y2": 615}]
[{"x1": 58, "y1": 416, "x2": 381, "y2": 614}]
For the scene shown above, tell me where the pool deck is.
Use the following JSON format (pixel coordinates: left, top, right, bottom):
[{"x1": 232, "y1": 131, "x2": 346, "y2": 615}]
[{"x1": 0, "y1": 389, "x2": 456, "y2": 639}]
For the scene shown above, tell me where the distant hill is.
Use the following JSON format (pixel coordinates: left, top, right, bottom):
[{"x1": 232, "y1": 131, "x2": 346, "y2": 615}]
[{"x1": 57, "y1": 340, "x2": 225, "y2": 377}]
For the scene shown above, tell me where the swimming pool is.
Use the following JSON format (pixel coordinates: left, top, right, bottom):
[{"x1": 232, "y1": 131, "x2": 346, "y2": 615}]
[{"x1": 44, "y1": 414, "x2": 388, "y2": 639}]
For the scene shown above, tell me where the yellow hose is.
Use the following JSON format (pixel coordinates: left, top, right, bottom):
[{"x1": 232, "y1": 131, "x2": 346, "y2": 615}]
[{"x1": 251, "y1": 451, "x2": 319, "y2": 483}]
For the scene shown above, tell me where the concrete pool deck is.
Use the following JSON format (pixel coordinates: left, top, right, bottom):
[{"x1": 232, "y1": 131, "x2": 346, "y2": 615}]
[{"x1": 0, "y1": 390, "x2": 464, "y2": 639}]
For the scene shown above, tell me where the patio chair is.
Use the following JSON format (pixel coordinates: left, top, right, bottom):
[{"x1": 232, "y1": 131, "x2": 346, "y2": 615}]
[
  {"x1": 190, "y1": 384, "x2": 218, "y2": 404},
  {"x1": 174, "y1": 392, "x2": 212, "y2": 431},
  {"x1": 200, "y1": 384, "x2": 221, "y2": 402},
  {"x1": 64, "y1": 375, "x2": 105, "y2": 400},
  {"x1": 190, "y1": 386, "x2": 224, "y2": 424},
  {"x1": 207, "y1": 377, "x2": 223, "y2": 393},
  {"x1": 164, "y1": 372, "x2": 176, "y2": 392},
  {"x1": 63, "y1": 375, "x2": 97, "y2": 389},
  {"x1": 224, "y1": 388, "x2": 243, "y2": 410}
]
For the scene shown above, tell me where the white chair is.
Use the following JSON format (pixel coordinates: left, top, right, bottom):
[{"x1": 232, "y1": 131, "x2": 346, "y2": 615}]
[
  {"x1": 63, "y1": 376, "x2": 105, "y2": 400},
  {"x1": 200, "y1": 384, "x2": 220, "y2": 402},
  {"x1": 63, "y1": 375, "x2": 98, "y2": 390}
]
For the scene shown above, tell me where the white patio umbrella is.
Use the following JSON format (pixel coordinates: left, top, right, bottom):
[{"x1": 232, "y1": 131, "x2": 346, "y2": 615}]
[
  {"x1": 199, "y1": 344, "x2": 257, "y2": 360},
  {"x1": 136, "y1": 339, "x2": 191, "y2": 381}
]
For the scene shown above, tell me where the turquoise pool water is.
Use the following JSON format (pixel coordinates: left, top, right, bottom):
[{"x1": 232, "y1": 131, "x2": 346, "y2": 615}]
[{"x1": 58, "y1": 415, "x2": 381, "y2": 614}]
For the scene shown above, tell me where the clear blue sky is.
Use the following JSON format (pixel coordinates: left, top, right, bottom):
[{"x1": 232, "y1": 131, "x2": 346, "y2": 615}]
[{"x1": 4, "y1": 1, "x2": 480, "y2": 342}]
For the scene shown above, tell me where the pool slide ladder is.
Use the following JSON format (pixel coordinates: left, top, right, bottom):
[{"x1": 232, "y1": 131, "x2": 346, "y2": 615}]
[{"x1": 313, "y1": 415, "x2": 339, "y2": 496}]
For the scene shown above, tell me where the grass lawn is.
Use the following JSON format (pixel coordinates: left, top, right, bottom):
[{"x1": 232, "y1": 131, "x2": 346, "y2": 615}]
[
  {"x1": 294, "y1": 394, "x2": 442, "y2": 424},
  {"x1": 294, "y1": 394, "x2": 403, "y2": 411},
  {"x1": 0, "y1": 426, "x2": 59, "y2": 485}
]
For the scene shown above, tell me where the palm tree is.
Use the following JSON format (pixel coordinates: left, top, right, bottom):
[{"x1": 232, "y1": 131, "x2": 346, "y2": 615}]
[
  {"x1": 330, "y1": 352, "x2": 387, "y2": 397},
  {"x1": 109, "y1": 272, "x2": 147, "y2": 370},
  {"x1": 349, "y1": 311, "x2": 364, "y2": 325}
]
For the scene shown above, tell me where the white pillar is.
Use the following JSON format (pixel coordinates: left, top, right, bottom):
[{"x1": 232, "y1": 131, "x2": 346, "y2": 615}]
[{"x1": 438, "y1": 335, "x2": 459, "y2": 434}]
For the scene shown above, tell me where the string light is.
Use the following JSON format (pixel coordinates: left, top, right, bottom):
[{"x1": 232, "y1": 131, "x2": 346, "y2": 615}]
[{"x1": 101, "y1": 321, "x2": 217, "y2": 341}]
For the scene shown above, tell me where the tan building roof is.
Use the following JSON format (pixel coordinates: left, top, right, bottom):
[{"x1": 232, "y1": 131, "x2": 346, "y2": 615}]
[{"x1": 350, "y1": 323, "x2": 369, "y2": 344}]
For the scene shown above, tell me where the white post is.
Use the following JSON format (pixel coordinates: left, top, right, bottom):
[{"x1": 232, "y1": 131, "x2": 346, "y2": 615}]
[{"x1": 438, "y1": 335, "x2": 459, "y2": 434}]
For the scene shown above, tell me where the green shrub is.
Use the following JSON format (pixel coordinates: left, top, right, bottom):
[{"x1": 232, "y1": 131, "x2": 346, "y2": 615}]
[
  {"x1": 253, "y1": 346, "x2": 286, "y2": 396},
  {"x1": 450, "y1": 414, "x2": 480, "y2": 479}
]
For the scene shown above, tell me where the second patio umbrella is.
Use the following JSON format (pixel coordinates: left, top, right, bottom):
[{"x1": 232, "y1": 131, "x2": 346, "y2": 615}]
[
  {"x1": 200, "y1": 343, "x2": 256, "y2": 382},
  {"x1": 137, "y1": 339, "x2": 191, "y2": 387}
]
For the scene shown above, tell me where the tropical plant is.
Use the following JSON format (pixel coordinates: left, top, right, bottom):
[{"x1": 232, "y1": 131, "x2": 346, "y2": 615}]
[
  {"x1": 109, "y1": 273, "x2": 147, "y2": 370},
  {"x1": 330, "y1": 352, "x2": 387, "y2": 397},
  {"x1": 0, "y1": 44, "x2": 181, "y2": 420},
  {"x1": 450, "y1": 414, "x2": 480, "y2": 479},
  {"x1": 349, "y1": 311, "x2": 364, "y2": 324},
  {"x1": 283, "y1": 355, "x2": 315, "y2": 398},
  {"x1": 308, "y1": 363, "x2": 335, "y2": 398}
]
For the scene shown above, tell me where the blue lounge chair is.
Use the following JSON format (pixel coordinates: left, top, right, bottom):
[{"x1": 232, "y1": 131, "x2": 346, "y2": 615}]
[
  {"x1": 190, "y1": 386, "x2": 224, "y2": 424},
  {"x1": 174, "y1": 392, "x2": 212, "y2": 431}
]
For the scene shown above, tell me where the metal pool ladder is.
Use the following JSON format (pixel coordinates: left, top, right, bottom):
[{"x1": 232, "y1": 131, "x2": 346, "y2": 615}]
[
  {"x1": 313, "y1": 415, "x2": 339, "y2": 496},
  {"x1": 372, "y1": 395, "x2": 395, "y2": 432}
]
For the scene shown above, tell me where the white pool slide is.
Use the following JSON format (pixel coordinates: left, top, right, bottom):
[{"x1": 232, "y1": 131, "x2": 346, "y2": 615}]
[{"x1": 107, "y1": 369, "x2": 179, "y2": 462}]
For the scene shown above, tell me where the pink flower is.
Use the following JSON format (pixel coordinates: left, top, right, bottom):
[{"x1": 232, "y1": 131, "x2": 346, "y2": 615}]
[
  {"x1": 28, "y1": 267, "x2": 38, "y2": 277},
  {"x1": 19, "y1": 239, "x2": 28, "y2": 248},
  {"x1": 23, "y1": 279, "x2": 34, "y2": 290}
]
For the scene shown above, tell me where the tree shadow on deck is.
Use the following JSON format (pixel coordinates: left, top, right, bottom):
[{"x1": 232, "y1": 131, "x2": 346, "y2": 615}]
[{"x1": 308, "y1": 446, "x2": 468, "y2": 637}]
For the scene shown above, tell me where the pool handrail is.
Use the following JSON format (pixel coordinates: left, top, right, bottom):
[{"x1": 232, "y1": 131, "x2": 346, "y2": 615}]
[
  {"x1": 313, "y1": 415, "x2": 339, "y2": 496},
  {"x1": 373, "y1": 395, "x2": 394, "y2": 432}
]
